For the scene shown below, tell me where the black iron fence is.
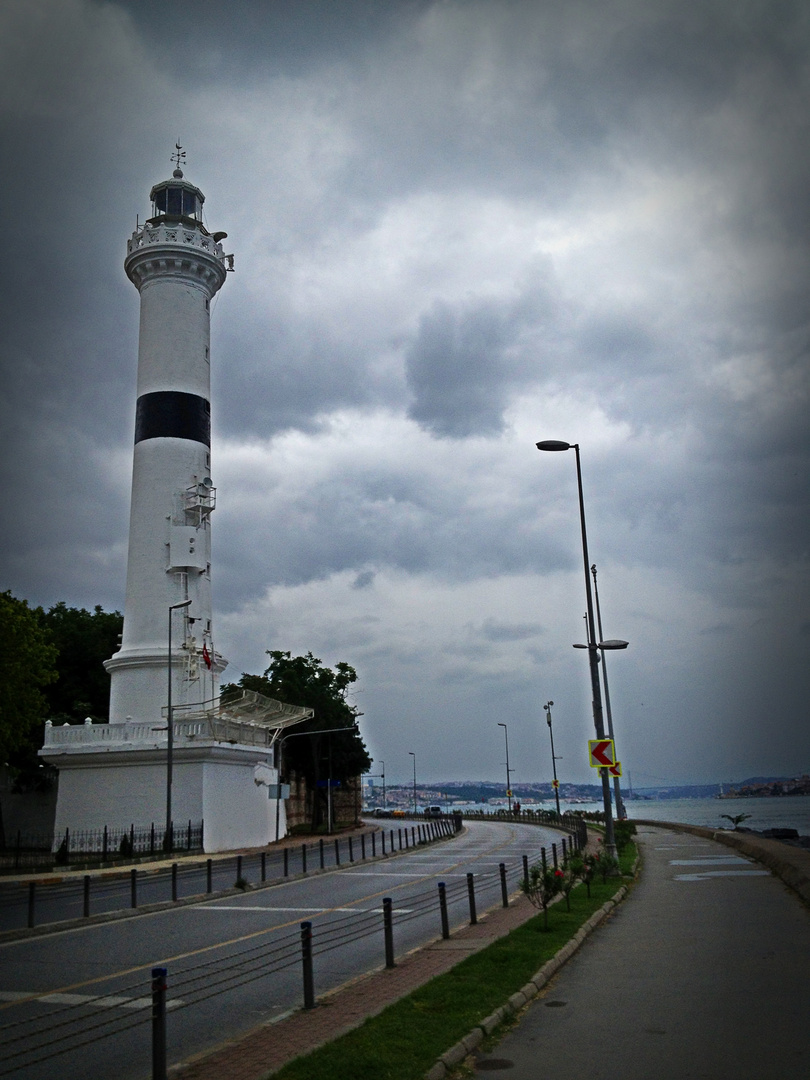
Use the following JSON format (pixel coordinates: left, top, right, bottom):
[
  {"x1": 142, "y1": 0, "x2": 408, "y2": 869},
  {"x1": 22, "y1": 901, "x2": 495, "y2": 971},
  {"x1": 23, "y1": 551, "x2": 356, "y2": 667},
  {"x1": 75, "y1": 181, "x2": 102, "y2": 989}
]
[{"x1": 0, "y1": 820, "x2": 204, "y2": 873}]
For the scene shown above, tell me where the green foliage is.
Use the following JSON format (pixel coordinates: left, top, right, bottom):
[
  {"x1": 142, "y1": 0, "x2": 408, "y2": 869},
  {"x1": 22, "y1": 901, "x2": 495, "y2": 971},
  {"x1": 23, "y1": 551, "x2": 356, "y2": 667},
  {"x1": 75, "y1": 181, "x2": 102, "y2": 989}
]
[
  {"x1": 223, "y1": 651, "x2": 371, "y2": 830},
  {"x1": 38, "y1": 602, "x2": 123, "y2": 721},
  {"x1": 0, "y1": 591, "x2": 58, "y2": 763},
  {"x1": 520, "y1": 862, "x2": 563, "y2": 927},
  {"x1": 613, "y1": 820, "x2": 637, "y2": 851}
]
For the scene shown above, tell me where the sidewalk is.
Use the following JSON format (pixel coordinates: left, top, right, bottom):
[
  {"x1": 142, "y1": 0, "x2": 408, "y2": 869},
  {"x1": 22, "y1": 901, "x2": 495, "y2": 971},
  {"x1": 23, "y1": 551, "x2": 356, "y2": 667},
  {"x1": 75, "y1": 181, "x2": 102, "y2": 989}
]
[{"x1": 469, "y1": 824, "x2": 810, "y2": 1080}]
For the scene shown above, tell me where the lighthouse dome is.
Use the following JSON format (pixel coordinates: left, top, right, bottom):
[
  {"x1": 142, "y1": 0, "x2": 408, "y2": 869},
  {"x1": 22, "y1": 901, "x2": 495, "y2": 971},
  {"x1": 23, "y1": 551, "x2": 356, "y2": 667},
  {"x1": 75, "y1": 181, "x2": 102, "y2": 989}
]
[{"x1": 148, "y1": 168, "x2": 206, "y2": 225}]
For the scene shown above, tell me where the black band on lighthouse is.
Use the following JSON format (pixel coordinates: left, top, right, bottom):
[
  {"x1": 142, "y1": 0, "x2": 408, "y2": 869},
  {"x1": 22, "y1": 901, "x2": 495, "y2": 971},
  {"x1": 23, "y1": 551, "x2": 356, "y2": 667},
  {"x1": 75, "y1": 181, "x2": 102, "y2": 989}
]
[{"x1": 135, "y1": 391, "x2": 211, "y2": 446}]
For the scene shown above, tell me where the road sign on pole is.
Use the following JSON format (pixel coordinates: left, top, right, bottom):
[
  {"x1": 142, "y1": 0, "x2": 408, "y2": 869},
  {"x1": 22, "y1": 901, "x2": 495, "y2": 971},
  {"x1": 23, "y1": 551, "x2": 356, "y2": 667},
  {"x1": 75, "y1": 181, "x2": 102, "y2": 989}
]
[
  {"x1": 551, "y1": 779, "x2": 560, "y2": 790},
  {"x1": 608, "y1": 762, "x2": 622, "y2": 777},
  {"x1": 588, "y1": 739, "x2": 615, "y2": 768}
]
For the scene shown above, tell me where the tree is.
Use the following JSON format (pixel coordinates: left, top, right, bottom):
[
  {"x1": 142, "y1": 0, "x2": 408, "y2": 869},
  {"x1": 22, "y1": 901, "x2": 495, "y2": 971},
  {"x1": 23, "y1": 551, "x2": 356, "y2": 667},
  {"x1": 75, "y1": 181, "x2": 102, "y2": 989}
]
[
  {"x1": 37, "y1": 602, "x2": 123, "y2": 721},
  {"x1": 223, "y1": 651, "x2": 372, "y2": 830},
  {"x1": 0, "y1": 591, "x2": 58, "y2": 763}
]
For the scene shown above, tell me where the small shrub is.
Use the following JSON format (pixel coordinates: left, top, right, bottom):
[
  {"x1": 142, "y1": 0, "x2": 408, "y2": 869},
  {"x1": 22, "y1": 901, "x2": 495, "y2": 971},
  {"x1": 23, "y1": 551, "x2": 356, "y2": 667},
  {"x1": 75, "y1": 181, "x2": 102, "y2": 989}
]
[
  {"x1": 613, "y1": 820, "x2": 637, "y2": 852},
  {"x1": 520, "y1": 864, "x2": 562, "y2": 928}
]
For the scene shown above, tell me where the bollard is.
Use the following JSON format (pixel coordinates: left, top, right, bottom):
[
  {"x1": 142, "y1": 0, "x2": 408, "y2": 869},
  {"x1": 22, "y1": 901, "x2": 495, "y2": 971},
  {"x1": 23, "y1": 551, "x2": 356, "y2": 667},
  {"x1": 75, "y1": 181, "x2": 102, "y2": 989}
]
[
  {"x1": 27, "y1": 881, "x2": 35, "y2": 928},
  {"x1": 552, "y1": 843, "x2": 558, "y2": 870},
  {"x1": 381, "y1": 831, "x2": 386, "y2": 855},
  {"x1": 102, "y1": 825, "x2": 108, "y2": 862},
  {"x1": 390, "y1": 829, "x2": 395, "y2": 851},
  {"x1": 541, "y1": 847, "x2": 547, "y2": 873},
  {"x1": 335, "y1": 838, "x2": 341, "y2": 866},
  {"x1": 361, "y1": 833, "x2": 366, "y2": 860},
  {"x1": 300, "y1": 922, "x2": 315, "y2": 1009},
  {"x1": 371, "y1": 832, "x2": 376, "y2": 857},
  {"x1": 207, "y1": 858, "x2": 213, "y2": 893},
  {"x1": 561, "y1": 838, "x2": 567, "y2": 864},
  {"x1": 150, "y1": 822, "x2": 155, "y2": 856},
  {"x1": 438, "y1": 882, "x2": 450, "y2": 940},
  {"x1": 151, "y1": 967, "x2": 168, "y2": 1080},
  {"x1": 302, "y1": 843, "x2": 307, "y2": 875},
  {"x1": 499, "y1": 862, "x2": 509, "y2": 908},
  {"x1": 383, "y1": 897, "x2": 395, "y2": 968},
  {"x1": 522, "y1": 854, "x2": 529, "y2": 885},
  {"x1": 319, "y1": 838, "x2": 325, "y2": 870},
  {"x1": 348, "y1": 837, "x2": 354, "y2": 863},
  {"x1": 171, "y1": 863, "x2": 178, "y2": 901},
  {"x1": 131, "y1": 867, "x2": 138, "y2": 908},
  {"x1": 83, "y1": 875, "x2": 90, "y2": 918},
  {"x1": 466, "y1": 872, "x2": 477, "y2": 925},
  {"x1": 398, "y1": 828, "x2": 402, "y2": 850},
  {"x1": 260, "y1": 852, "x2": 266, "y2": 883},
  {"x1": 284, "y1": 848, "x2": 289, "y2": 877},
  {"x1": 236, "y1": 855, "x2": 243, "y2": 882}
]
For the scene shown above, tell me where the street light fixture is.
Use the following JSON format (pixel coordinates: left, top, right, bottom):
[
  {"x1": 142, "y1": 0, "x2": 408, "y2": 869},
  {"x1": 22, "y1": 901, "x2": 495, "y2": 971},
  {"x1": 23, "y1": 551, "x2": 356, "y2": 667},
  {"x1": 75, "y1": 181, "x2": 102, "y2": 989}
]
[
  {"x1": 409, "y1": 752, "x2": 417, "y2": 813},
  {"x1": 497, "y1": 722, "x2": 513, "y2": 814},
  {"x1": 592, "y1": 563, "x2": 627, "y2": 820},
  {"x1": 166, "y1": 598, "x2": 193, "y2": 848},
  {"x1": 544, "y1": 701, "x2": 562, "y2": 817},
  {"x1": 535, "y1": 439, "x2": 622, "y2": 859}
]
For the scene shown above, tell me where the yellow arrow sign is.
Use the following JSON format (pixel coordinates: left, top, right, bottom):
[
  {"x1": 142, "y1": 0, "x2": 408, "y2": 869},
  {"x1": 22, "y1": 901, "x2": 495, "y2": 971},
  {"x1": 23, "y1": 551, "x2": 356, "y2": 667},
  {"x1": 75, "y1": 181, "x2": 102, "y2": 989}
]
[{"x1": 588, "y1": 739, "x2": 615, "y2": 768}]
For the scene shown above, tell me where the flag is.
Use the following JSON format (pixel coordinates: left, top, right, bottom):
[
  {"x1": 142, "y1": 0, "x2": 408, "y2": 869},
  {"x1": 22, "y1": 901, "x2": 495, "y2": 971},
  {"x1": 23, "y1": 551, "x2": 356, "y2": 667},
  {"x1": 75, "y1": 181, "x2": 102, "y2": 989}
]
[{"x1": 202, "y1": 643, "x2": 212, "y2": 669}]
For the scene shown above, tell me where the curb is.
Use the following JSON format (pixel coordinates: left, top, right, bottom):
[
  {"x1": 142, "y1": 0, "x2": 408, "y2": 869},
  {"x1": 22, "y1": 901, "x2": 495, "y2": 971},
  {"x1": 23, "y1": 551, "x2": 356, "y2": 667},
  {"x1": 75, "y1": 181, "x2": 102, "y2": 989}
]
[{"x1": 424, "y1": 882, "x2": 630, "y2": 1079}]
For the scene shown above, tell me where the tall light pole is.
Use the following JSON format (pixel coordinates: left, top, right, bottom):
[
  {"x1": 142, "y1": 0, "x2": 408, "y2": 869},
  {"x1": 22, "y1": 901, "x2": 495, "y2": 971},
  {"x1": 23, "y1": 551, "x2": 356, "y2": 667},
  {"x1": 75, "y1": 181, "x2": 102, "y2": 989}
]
[
  {"x1": 535, "y1": 440, "x2": 624, "y2": 859},
  {"x1": 166, "y1": 598, "x2": 192, "y2": 847},
  {"x1": 380, "y1": 760, "x2": 386, "y2": 809},
  {"x1": 592, "y1": 564, "x2": 626, "y2": 820},
  {"x1": 544, "y1": 701, "x2": 562, "y2": 817},
  {"x1": 497, "y1": 722, "x2": 513, "y2": 813},
  {"x1": 409, "y1": 752, "x2": 417, "y2": 813}
]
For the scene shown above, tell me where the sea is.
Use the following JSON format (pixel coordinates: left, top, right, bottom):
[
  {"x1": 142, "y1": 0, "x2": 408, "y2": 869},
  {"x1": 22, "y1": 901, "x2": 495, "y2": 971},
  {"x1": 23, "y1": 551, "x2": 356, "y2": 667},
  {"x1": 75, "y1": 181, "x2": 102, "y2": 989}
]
[{"x1": 449, "y1": 796, "x2": 810, "y2": 837}]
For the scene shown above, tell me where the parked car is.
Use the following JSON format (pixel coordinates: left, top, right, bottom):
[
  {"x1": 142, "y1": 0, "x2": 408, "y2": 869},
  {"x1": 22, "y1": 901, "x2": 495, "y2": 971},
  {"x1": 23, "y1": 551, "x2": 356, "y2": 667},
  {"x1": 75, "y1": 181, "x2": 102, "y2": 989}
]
[{"x1": 424, "y1": 805, "x2": 443, "y2": 818}]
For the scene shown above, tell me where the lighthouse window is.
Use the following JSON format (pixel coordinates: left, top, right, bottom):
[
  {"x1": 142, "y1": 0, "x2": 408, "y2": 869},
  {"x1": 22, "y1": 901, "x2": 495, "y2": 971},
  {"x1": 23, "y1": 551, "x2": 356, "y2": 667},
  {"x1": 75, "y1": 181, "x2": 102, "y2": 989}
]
[{"x1": 153, "y1": 187, "x2": 200, "y2": 219}]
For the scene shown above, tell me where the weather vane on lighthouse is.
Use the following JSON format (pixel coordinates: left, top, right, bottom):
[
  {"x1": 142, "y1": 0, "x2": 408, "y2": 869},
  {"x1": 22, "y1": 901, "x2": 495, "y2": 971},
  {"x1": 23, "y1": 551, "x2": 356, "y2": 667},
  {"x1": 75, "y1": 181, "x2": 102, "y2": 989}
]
[{"x1": 171, "y1": 141, "x2": 186, "y2": 173}]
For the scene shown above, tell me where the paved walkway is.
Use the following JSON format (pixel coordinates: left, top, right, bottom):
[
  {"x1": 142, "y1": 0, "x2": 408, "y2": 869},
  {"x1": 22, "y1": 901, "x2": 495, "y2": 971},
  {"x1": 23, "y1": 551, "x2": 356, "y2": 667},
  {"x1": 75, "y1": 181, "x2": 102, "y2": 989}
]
[{"x1": 471, "y1": 825, "x2": 810, "y2": 1080}]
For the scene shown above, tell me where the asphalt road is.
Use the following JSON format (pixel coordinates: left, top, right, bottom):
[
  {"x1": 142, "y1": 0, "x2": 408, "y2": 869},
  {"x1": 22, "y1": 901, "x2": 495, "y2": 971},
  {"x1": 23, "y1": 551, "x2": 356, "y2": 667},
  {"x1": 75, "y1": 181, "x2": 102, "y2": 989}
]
[
  {"x1": 473, "y1": 825, "x2": 810, "y2": 1080},
  {"x1": 0, "y1": 819, "x2": 566, "y2": 1079}
]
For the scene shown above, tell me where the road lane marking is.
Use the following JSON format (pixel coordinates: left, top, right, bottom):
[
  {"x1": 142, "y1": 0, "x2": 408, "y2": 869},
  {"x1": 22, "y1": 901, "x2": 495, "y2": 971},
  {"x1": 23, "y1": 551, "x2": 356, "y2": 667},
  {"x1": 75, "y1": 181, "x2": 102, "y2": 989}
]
[
  {"x1": 669, "y1": 857, "x2": 750, "y2": 865},
  {"x1": 674, "y1": 870, "x2": 770, "y2": 881},
  {"x1": 0, "y1": 990, "x2": 184, "y2": 1010},
  {"x1": 200, "y1": 906, "x2": 413, "y2": 914}
]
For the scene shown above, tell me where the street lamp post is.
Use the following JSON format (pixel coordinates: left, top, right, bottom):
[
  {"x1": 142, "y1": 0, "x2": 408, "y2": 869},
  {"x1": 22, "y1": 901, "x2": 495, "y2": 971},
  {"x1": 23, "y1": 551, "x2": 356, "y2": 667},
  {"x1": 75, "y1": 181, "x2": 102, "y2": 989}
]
[
  {"x1": 592, "y1": 563, "x2": 626, "y2": 820},
  {"x1": 166, "y1": 598, "x2": 192, "y2": 848},
  {"x1": 497, "y1": 722, "x2": 513, "y2": 814},
  {"x1": 535, "y1": 440, "x2": 622, "y2": 859},
  {"x1": 544, "y1": 701, "x2": 562, "y2": 817},
  {"x1": 409, "y1": 752, "x2": 417, "y2": 813}
]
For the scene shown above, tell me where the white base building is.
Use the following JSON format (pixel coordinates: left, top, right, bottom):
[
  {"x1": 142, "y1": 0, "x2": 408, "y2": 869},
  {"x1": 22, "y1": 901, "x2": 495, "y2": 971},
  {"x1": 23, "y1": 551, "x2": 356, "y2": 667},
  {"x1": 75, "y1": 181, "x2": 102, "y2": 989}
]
[{"x1": 41, "y1": 692, "x2": 310, "y2": 853}]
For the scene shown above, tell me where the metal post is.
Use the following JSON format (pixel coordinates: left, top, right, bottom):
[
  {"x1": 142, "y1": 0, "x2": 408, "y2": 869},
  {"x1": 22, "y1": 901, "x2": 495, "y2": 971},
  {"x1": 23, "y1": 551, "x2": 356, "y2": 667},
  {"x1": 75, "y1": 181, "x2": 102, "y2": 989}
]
[
  {"x1": 319, "y1": 838, "x2": 325, "y2": 869},
  {"x1": 592, "y1": 563, "x2": 627, "y2": 819},
  {"x1": 284, "y1": 847, "x2": 289, "y2": 876},
  {"x1": 466, "y1": 872, "x2": 477, "y2": 924},
  {"x1": 236, "y1": 855, "x2": 243, "y2": 882},
  {"x1": 348, "y1": 837, "x2": 354, "y2": 863},
  {"x1": 541, "y1": 847, "x2": 547, "y2": 873},
  {"x1": 383, "y1": 897, "x2": 395, "y2": 968},
  {"x1": 302, "y1": 843, "x2": 307, "y2": 875},
  {"x1": 27, "y1": 881, "x2": 35, "y2": 928},
  {"x1": 102, "y1": 825, "x2": 108, "y2": 862},
  {"x1": 151, "y1": 967, "x2": 167, "y2": 1080},
  {"x1": 260, "y1": 853, "x2": 266, "y2": 883},
  {"x1": 545, "y1": 701, "x2": 562, "y2": 817},
  {"x1": 334, "y1": 837, "x2": 341, "y2": 865},
  {"x1": 522, "y1": 854, "x2": 529, "y2": 884},
  {"x1": 131, "y1": 867, "x2": 138, "y2": 908},
  {"x1": 552, "y1": 843, "x2": 558, "y2": 870},
  {"x1": 83, "y1": 875, "x2": 90, "y2": 918},
  {"x1": 171, "y1": 862, "x2": 178, "y2": 901},
  {"x1": 381, "y1": 831, "x2": 386, "y2": 855},
  {"x1": 499, "y1": 862, "x2": 509, "y2": 908},
  {"x1": 371, "y1": 832, "x2": 376, "y2": 857},
  {"x1": 438, "y1": 882, "x2": 450, "y2": 939},
  {"x1": 361, "y1": 833, "x2": 366, "y2": 860},
  {"x1": 300, "y1": 922, "x2": 315, "y2": 1009}
]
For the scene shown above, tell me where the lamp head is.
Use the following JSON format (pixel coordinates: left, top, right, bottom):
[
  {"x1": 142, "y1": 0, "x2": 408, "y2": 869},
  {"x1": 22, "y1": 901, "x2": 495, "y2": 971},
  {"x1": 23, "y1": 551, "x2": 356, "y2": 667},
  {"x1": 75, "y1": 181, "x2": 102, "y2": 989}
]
[{"x1": 536, "y1": 440, "x2": 572, "y2": 451}]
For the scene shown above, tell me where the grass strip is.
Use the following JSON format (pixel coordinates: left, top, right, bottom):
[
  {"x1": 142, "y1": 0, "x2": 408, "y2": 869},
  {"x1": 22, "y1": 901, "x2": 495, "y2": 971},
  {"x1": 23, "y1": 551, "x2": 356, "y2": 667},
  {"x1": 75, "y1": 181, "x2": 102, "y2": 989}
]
[{"x1": 266, "y1": 844, "x2": 637, "y2": 1080}]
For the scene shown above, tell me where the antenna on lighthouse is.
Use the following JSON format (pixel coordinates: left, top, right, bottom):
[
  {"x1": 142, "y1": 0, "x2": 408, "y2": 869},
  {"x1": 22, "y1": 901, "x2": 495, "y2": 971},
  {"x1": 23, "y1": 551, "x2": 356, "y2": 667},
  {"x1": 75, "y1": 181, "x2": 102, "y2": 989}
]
[{"x1": 172, "y1": 141, "x2": 186, "y2": 176}]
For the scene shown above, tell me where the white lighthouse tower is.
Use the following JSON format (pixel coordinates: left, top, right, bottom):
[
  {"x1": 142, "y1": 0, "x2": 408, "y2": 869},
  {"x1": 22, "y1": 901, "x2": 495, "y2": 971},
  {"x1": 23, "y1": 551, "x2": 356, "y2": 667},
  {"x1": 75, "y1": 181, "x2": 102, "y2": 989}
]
[
  {"x1": 105, "y1": 149, "x2": 231, "y2": 722},
  {"x1": 41, "y1": 151, "x2": 312, "y2": 852}
]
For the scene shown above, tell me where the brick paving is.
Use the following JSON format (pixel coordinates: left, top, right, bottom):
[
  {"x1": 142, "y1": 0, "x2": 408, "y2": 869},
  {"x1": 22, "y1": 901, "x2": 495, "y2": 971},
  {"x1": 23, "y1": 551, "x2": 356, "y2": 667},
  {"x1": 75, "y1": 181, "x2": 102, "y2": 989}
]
[{"x1": 170, "y1": 891, "x2": 540, "y2": 1080}]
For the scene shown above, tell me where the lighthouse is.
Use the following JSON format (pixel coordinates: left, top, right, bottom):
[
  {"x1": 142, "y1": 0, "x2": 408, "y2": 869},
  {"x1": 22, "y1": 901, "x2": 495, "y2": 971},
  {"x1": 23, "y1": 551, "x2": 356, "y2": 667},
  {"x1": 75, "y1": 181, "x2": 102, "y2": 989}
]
[
  {"x1": 105, "y1": 149, "x2": 233, "y2": 724},
  {"x1": 41, "y1": 151, "x2": 312, "y2": 852}
]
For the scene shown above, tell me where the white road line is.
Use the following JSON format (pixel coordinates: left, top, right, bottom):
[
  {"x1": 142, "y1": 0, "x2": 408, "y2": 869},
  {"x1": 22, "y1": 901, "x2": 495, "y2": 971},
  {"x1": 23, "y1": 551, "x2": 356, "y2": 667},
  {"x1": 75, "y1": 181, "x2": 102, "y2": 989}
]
[
  {"x1": 670, "y1": 857, "x2": 750, "y2": 866},
  {"x1": 674, "y1": 870, "x2": 770, "y2": 881},
  {"x1": 201, "y1": 906, "x2": 414, "y2": 914},
  {"x1": 0, "y1": 990, "x2": 184, "y2": 1010}
]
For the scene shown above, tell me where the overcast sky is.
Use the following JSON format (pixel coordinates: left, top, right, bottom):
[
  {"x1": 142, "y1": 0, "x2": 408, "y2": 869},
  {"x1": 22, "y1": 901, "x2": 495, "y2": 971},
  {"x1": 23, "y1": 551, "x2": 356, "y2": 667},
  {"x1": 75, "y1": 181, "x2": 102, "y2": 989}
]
[{"x1": 2, "y1": 0, "x2": 809, "y2": 790}]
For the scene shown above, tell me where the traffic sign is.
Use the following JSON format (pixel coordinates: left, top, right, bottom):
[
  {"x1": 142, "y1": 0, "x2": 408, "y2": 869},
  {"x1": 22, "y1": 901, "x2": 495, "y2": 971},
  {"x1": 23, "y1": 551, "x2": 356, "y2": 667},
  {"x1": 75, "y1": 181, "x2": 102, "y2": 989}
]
[
  {"x1": 551, "y1": 779, "x2": 560, "y2": 790},
  {"x1": 608, "y1": 762, "x2": 622, "y2": 777},
  {"x1": 588, "y1": 739, "x2": 615, "y2": 768}
]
